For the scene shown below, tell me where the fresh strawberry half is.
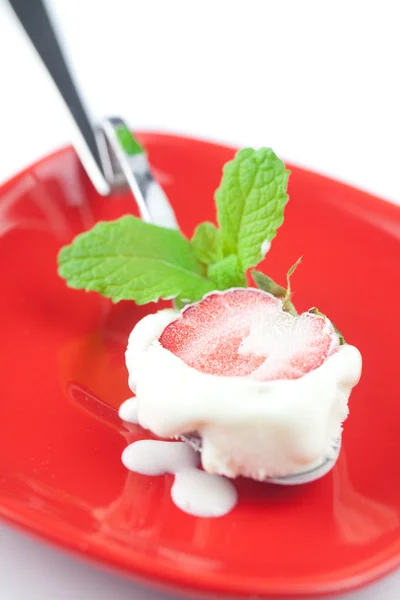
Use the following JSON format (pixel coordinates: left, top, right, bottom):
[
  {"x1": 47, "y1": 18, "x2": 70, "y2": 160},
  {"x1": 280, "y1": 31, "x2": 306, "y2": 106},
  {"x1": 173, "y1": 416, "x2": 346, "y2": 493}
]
[{"x1": 159, "y1": 288, "x2": 340, "y2": 381}]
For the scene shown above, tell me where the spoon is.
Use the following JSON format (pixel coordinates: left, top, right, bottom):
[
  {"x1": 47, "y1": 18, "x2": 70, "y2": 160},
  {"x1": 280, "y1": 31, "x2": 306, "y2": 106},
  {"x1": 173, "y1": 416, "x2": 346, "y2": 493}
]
[
  {"x1": 7, "y1": 0, "x2": 178, "y2": 229},
  {"x1": 181, "y1": 432, "x2": 341, "y2": 485}
]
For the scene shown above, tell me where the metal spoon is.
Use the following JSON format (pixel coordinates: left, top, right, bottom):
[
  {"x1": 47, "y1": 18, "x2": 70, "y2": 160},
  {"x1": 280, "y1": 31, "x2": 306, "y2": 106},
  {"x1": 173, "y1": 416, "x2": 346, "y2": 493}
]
[
  {"x1": 181, "y1": 432, "x2": 341, "y2": 485},
  {"x1": 7, "y1": 0, "x2": 178, "y2": 229}
]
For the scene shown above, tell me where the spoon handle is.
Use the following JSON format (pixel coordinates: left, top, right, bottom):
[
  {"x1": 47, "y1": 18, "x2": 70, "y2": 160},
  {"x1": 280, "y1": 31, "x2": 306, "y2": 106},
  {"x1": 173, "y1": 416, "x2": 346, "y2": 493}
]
[
  {"x1": 8, "y1": 0, "x2": 179, "y2": 227},
  {"x1": 98, "y1": 117, "x2": 179, "y2": 229},
  {"x1": 8, "y1": 0, "x2": 110, "y2": 195}
]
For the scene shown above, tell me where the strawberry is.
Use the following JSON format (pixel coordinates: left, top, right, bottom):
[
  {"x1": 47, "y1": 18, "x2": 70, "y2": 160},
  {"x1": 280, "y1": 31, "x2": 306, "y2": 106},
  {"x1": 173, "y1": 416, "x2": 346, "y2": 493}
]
[{"x1": 159, "y1": 289, "x2": 339, "y2": 381}]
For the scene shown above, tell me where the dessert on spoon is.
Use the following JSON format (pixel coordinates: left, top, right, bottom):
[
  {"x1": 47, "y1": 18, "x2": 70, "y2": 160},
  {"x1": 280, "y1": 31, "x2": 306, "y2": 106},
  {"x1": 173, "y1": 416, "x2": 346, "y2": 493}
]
[
  {"x1": 8, "y1": 0, "x2": 361, "y2": 500},
  {"x1": 58, "y1": 143, "x2": 362, "y2": 516}
]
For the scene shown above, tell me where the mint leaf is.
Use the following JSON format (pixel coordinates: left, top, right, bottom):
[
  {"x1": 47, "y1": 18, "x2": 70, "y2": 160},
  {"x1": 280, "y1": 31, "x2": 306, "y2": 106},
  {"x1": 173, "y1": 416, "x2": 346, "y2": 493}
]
[
  {"x1": 58, "y1": 216, "x2": 215, "y2": 305},
  {"x1": 208, "y1": 255, "x2": 246, "y2": 290},
  {"x1": 308, "y1": 307, "x2": 345, "y2": 345},
  {"x1": 215, "y1": 148, "x2": 289, "y2": 271},
  {"x1": 191, "y1": 222, "x2": 222, "y2": 265}
]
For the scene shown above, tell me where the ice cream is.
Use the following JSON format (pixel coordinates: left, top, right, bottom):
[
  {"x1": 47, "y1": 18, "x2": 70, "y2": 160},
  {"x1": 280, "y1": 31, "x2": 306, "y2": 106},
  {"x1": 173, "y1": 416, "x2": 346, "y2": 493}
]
[{"x1": 125, "y1": 289, "x2": 362, "y2": 481}]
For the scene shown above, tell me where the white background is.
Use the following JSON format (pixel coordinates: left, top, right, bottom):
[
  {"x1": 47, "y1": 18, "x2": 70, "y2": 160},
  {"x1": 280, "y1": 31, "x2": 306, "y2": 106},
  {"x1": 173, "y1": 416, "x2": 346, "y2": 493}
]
[{"x1": 0, "y1": 0, "x2": 399, "y2": 598}]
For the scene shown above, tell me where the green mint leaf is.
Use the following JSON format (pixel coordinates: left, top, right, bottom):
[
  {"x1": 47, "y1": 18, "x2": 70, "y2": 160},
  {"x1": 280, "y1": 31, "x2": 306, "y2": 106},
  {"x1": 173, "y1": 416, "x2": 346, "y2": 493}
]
[
  {"x1": 308, "y1": 307, "x2": 345, "y2": 345},
  {"x1": 58, "y1": 216, "x2": 215, "y2": 305},
  {"x1": 215, "y1": 147, "x2": 289, "y2": 271},
  {"x1": 208, "y1": 255, "x2": 246, "y2": 290},
  {"x1": 252, "y1": 270, "x2": 297, "y2": 316},
  {"x1": 116, "y1": 126, "x2": 144, "y2": 156},
  {"x1": 191, "y1": 222, "x2": 222, "y2": 265}
]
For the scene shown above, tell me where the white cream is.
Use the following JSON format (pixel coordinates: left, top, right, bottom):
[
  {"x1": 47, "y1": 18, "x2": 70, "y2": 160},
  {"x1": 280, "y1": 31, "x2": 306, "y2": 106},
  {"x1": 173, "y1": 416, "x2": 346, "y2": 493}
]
[
  {"x1": 121, "y1": 440, "x2": 237, "y2": 517},
  {"x1": 171, "y1": 469, "x2": 238, "y2": 517},
  {"x1": 126, "y1": 310, "x2": 362, "y2": 481},
  {"x1": 118, "y1": 397, "x2": 139, "y2": 424},
  {"x1": 122, "y1": 440, "x2": 199, "y2": 475}
]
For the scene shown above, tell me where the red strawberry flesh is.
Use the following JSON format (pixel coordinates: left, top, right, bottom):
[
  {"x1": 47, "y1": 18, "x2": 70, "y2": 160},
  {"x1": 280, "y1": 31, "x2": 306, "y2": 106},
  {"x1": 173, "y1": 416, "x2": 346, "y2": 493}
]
[{"x1": 159, "y1": 289, "x2": 339, "y2": 381}]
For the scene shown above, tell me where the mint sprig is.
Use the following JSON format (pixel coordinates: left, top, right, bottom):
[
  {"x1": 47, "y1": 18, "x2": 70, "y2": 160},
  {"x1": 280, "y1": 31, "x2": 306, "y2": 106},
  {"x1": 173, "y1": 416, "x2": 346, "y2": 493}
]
[
  {"x1": 58, "y1": 147, "x2": 293, "y2": 308},
  {"x1": 58, "y1": 216, "x2": 214, "y2": 305}
]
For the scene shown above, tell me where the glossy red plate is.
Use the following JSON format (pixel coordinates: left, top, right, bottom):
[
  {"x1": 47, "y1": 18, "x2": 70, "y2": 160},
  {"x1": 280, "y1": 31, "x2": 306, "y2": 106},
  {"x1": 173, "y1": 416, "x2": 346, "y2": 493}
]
[{"x1": 0, "y1": 133, "x2": 399, "y2": 598}]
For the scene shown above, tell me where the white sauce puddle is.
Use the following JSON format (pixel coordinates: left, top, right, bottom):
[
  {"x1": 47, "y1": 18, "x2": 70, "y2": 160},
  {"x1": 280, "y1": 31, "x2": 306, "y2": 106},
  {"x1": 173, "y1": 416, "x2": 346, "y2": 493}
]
[
  {"x1": 120, "y1": 422, "x2": 238, "y2": 518},
  {"x1": 118, "y1": 397, "x2": 139, "y2": 424},
  {"x1": 171, "y1": 468, "x2": 238, "y2": 518},
  {"x1": 122, "y1": 440, "x2": 199, "y2": 475}
]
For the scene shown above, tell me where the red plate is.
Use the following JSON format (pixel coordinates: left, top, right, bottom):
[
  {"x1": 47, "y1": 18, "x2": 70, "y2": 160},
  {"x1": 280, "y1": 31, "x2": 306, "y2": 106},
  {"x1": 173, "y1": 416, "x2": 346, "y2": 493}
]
[{"x1": 0, "y1": 133, "x2": 399, "y2": 598}]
